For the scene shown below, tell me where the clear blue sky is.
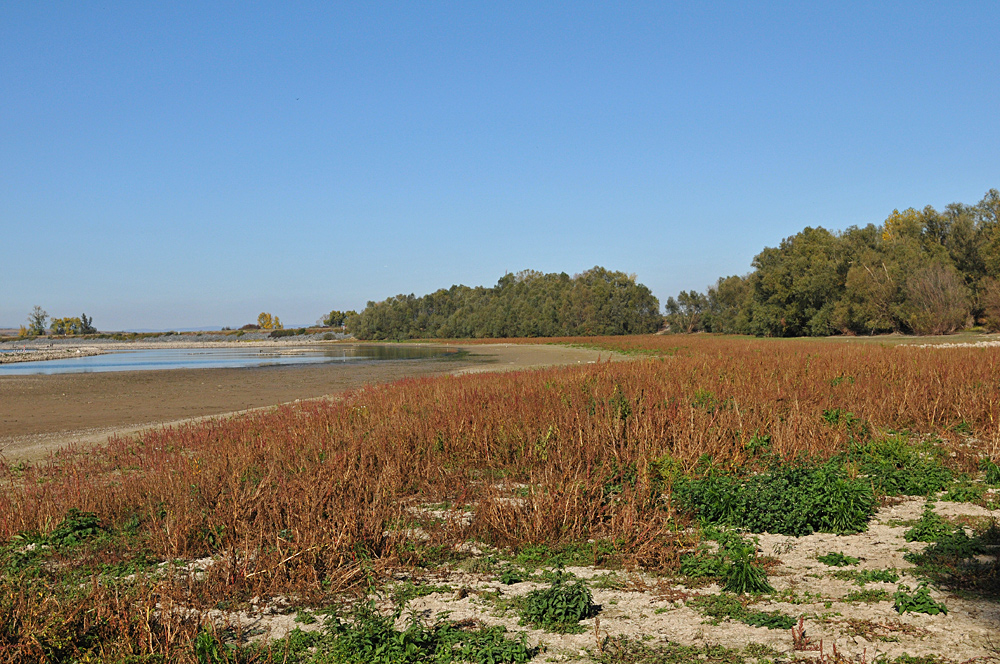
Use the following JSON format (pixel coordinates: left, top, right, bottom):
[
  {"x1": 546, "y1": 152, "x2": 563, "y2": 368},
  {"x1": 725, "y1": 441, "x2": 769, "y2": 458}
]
[{"x1": 3, "y1": 2, "x2": 999, "y2": 330}]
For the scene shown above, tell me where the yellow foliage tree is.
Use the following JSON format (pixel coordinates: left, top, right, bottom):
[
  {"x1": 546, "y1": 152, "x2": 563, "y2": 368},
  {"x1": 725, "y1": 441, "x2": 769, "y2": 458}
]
[
  {"x1": 257, "y1": 312, "x2": 283, "y2": 330},
  {"x1": 881, "y1": 208, "x2": 923, "y2": 243}
]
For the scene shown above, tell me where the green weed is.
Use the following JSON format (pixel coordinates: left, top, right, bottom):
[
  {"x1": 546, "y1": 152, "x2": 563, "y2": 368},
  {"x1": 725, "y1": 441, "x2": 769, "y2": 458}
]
[
  {"x1": 893, "y1": 582, "x2": 947, "y2": 615},
  {"x1": 941, "y1": 479, "x2": 985, "y2": 503},
  {"x1": 675, "y1": 460, "x2": 875, "y2": 536},
  {"x1": 904, "y1": 504, "x2": 952, "y2": 542},
  {"x1": 689, "y1": 593, "x2": 795, "y2": 630},
  {"x1": 817, "y1": 552, "x2": 859, "y2": 567},
  {"x1": 981, "y1": 458, "x2": 1000, "y2": 486},
  {"x1": 843, "y1": 588, "x2": 891, "y2": 603},
  {"x1": 46, "y1": 508, "x2": 105, "y2": 547},
  {"x1": 518, "y1": 570, "x2": 595, "y2": 633},
  {"x1": 849, "y1": 436, "x2": 952, "y2": 497},
  {"x1": 595, "y1": 637, "x2": 745, "y2": 664},
  {"x1": 854, "y1": 568, "x2": 900, "y2": 585},
  {"x1": 325, "y1": 603, "x2": 535, "y2": 663}
]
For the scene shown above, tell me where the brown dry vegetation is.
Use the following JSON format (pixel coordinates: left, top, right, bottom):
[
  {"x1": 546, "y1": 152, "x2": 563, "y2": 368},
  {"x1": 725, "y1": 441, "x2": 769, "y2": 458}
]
[{"x1": 2, "y1": 335, "x2": 999, "y2": 661}]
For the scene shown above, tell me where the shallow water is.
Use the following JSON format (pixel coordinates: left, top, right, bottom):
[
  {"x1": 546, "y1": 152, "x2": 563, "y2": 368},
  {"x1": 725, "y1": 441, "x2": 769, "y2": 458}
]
[{"x1": 0, "y1": 345, "x2": 454, "y2": 375}]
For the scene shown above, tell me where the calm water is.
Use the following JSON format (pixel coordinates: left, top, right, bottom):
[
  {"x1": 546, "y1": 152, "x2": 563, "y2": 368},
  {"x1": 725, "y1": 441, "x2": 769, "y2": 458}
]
[{"x1": 0, "y1": 345, "x2": 456, "y2": 376}]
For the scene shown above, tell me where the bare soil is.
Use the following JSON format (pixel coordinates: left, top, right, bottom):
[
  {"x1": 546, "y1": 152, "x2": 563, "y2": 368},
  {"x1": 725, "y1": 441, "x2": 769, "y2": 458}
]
[{"x1": 0, "y1": 343, "x2": 620, "y2": 463}]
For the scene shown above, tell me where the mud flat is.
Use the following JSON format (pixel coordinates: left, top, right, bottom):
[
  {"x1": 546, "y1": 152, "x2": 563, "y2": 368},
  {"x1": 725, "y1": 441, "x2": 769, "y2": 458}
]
[{"x1": 0, "y1": 343, "x2": 622, "y2": 463}]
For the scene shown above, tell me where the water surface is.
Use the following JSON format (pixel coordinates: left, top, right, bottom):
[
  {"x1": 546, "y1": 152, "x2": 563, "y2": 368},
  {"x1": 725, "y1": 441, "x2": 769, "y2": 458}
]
[{"x1": 0, "y1": 345, "x2": 455, "y2": 376}]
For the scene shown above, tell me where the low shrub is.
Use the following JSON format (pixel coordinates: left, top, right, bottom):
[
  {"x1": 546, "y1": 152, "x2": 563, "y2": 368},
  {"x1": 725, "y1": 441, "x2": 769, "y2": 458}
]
[
  {"x1": 684, "y1": 528, "x2": 774, "y2": 594},
  {"x1": 854, "y1": 568, "x2": 900, "y2": 585},
  {"x1": 675, "y1": 460, "x2": 875, "y2": 536},
  {"x1": 518, "y1": 571, "x2": 595, "y2": 633},
  {"x1": 849, "y1": 436, "x2": 952, "y2": 497},
  {"x1": 689, "y1": 594, "x2": 795, "y2": 629},
  {"x1": 904, "y1": 504, "x2": 952, "y2": 543},
  {"x1": 324, "y1": 603, "x2": 536, "y2": 663},
  {"x1": 981, "y1": 458, "x2": 1000, "y2": 486}
]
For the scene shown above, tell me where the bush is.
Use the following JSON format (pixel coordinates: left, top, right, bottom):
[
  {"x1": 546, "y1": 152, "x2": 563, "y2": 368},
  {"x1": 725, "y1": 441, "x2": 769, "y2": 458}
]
[
  {"x1": 519, "y1": 571, "x2": 595, "y2": 632},
  {"x1": 981, "y1": 458, "x2": 1000, "y2": 486},
  {"x1": 903, "y1": 264, "x2": 971, "y2": 335},
  {"x1": 904, "y1": 504, "x2": 952, "y2": 543},
  {"x1": 326, "y1": 603, "x2": 535, "y2": 663},
  {"x1": 849, "y1": 436, "x2": 952, "y2": 497},
  {"x1": 674, "y1": 460, "x2": 875, "y2": 536}
]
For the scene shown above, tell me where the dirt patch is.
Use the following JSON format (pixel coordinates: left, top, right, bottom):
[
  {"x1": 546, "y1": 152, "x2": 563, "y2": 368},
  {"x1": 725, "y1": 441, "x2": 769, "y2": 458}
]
[
  {"x1": 0, "y1": 343, "x2": 622, "y2": 463},
  {"x1": 178, "y1": 497, "x2": 1000, "y2": 662}
]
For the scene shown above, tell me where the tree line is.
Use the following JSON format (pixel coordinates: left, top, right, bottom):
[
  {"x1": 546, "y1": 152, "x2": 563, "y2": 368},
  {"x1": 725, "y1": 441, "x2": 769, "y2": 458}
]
[
  {"x1": 345, "y1": 266, "x2": 662, "y2": 340},
  {"x1": 664, "y1": 189, "x2": 1000, "y2": 336},
  {"x1": 19, "y1": 306, "x2": 97, "y2": 337}
]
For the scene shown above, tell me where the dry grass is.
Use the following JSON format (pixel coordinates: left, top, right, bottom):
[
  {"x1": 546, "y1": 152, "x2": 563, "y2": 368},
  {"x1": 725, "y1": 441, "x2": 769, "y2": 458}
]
[{"x1": 1, "y1": 334, "x2": 999, "y2": 661}]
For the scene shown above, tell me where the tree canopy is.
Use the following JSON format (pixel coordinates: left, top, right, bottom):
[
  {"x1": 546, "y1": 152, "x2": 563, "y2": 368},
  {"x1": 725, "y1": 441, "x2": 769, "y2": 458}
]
[
  {"x1": 346, "y1": 267, "x2": 662, "y2": 340},
  {"x1": 664, "y1": 188, "x2": 1000, "y2": 336}
]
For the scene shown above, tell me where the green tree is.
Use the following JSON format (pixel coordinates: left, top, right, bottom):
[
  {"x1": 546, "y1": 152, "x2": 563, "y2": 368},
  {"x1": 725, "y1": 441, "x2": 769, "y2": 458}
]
[
  {"x1": 320, "y1": 310, "x2": 356, "y2": 328},
  {"x1": 665, "y1": 290, "x2": 708, "y2": 333},
  {"x1": 27, "y1": 306, "x2": 48, "y2": 336},
  {"x1": 745, "y1": 227, "x2": 847, "y2": 336},
  {"x1": 50, "y1": 317, "x2": 84, "y2": 335},
  {"x1": 980, "y1": 277, "x2": 1000, "y2": 331},
  {"x1": 346, "y1": 267, "x2": 661, "y2": 340},
  {"x1": 704, "y1": 275, "x2": 751, "y2": 333}
]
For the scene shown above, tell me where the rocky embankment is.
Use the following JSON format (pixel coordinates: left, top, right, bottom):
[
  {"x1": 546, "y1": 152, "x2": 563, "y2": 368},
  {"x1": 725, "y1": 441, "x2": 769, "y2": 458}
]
[{"x1": 0, "y1": 346, "x2": 107, "y2": 364}]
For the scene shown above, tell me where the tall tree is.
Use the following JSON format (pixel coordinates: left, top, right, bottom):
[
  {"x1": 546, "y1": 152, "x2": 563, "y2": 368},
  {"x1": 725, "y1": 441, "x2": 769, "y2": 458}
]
[{"x1": 27, "y1": 306, "x2": 48, "y2": 336}]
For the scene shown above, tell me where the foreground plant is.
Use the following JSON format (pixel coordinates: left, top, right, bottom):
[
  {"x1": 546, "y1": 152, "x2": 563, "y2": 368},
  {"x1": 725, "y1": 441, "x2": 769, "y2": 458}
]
[
  {"x1": 893, "y1": 582, "x2": 948, "y2": 615},
  {"x1": 518, "y1": 570, "x2": 596, "y2": 633}
]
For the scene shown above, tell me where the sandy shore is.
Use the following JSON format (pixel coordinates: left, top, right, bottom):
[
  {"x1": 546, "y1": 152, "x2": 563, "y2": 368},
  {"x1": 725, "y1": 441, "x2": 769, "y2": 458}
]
[{"x1": 0, "y1": 342, "x2": 624, "y2": 464}]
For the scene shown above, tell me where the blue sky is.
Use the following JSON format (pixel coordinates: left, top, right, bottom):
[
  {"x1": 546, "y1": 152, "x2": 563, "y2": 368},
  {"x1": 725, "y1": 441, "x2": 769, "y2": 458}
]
[{"x1": 3, "y1": 2, "x2": 999, "y2": 330}]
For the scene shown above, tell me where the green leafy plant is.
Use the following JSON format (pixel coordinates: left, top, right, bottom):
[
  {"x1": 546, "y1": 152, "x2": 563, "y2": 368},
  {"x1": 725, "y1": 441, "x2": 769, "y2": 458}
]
[
  {"x1": 981, "y1": 458, "x2": 1000, "y2": 486},
  {"x1": 844, "y1": 588, "x2": 891, "y2": 603},
  {"x1": 854, "y1": 568, "x2": 899, "y2": 585},
  {"x1": 679, "y1": 551, "x2": 728, "y2": 579},
  {"x1": 722, "y1": 540, "x2": 774, "y2": 595},
  {"x1": 519, "y1": 570, "x2": 595, "y2": 632},
  {"x1": 689, "y1": 594, "x2": 795, "y2": 630},
  {"x1": 850, "y1": 436, "x2": 952, "y2": 497},
  {"x1": 904, "y1": 504, "x2": 952, "y2": 542},
  {"x1": 817, "y1": 552, "x2": 859, "y2": 567},
  {"x1": 893, "y1": 582, "x2": 947, "y2": 615},
  {"x1": 46, "y1": 508, "x2": 104, "y2": 547},
  {"x1": 942, "y1": 479, "x2": 985, "y2": 503},
  {"x1": 326, "y1": 603, "x2": 535, "y2": 663},
  {"x1": 675, "y1": 460, "x2": 875, "y2": 536},
  {"x1": 498, "y1": 565, "x2": 524, "y2": 585}
]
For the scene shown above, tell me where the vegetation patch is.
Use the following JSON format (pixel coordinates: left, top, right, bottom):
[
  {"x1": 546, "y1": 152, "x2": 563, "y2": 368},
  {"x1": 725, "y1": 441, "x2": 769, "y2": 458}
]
[
  {"x1": 674, "y1": 460, "x2": 876, "y2": 536},
  {"x1": 679, "y1": 528, "x2": 774, "y2": 594},
  {"x1": 818, "y1": 551, "x2": 859, "y2": 567},
  {"x1": 517, "y1": 570, "x2": 596, "y2": 633},
  {"x1": 893, "y1": 582, "x2": 948, "y2": 615},
  {"x1": 904, "y1": 504, "x2": 954, "y2": 543},
  {"x1": 689, "y1": 593, "x2": 796, "y2": 630},
  {"x1": 847, "y1": 436, "x2": 953, "y2": 498}
]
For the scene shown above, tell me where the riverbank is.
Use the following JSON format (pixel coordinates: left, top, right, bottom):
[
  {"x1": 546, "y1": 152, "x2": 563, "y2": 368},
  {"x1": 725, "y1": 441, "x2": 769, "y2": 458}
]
[{"x1": 0, "y1": 343, "x2": 624, "y2": 463}]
